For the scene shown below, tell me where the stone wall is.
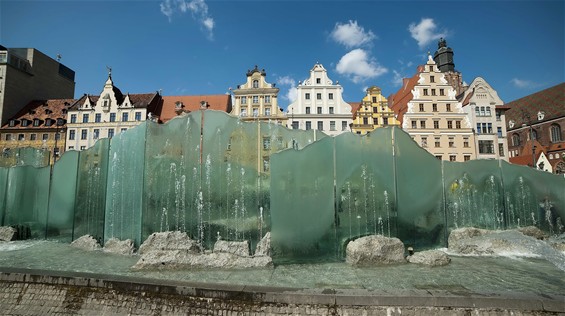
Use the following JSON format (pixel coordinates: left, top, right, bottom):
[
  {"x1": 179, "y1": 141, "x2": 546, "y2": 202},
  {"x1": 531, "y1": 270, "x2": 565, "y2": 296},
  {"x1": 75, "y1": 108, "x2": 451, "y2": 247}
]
[{"x1": 0, "y1": 271, "x2": 562, "y2": 315}]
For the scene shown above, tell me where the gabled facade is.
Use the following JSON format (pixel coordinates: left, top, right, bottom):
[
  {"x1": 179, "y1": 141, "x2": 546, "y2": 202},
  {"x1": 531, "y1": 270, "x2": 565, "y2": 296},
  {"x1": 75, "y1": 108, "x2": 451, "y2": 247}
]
[
  {"x1": 0, "y1": 98, "x2": 74, "y2": 164},
  {"x1": 351, "y1": 86, "x2": 400, "y2": 135},
  {"x1": 286, "y1": 63, "x2": 352, "y2": 136},
  {"x1": 65, "y1": 74, "x2": 161, "y2": 151},
  {"x1": 231, "y1": 66, "x2": 286, "y2": 125},
  {"x1": 390, "y1": 55, "x2": 477, "y2": 162},
  {"x1": 459, "y1": 77, "x2": 509, "y2": 161}
]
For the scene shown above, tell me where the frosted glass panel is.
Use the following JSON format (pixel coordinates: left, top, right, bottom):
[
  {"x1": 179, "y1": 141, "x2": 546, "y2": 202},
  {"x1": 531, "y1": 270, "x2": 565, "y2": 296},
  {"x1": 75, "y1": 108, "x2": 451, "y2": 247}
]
[
  {"x1": 47, "y1": 151, "x2": 79, "y2": 241},
  {"x1": 0, "y1": 147, "x2": 50, "y2": 168},
  {"x1": 74, "y1": 140, "x2": 109, "y2": 242},
  {"x1": 0, "y1": 168, "x2": 8, "y2": 226}
]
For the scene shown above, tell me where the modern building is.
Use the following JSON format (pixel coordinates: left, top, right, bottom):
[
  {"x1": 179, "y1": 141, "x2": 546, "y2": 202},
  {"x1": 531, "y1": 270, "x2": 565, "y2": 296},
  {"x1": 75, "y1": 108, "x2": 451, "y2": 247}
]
[
  {"x1": 159, "y1": 94, "x2": 232, "y2": 123},
  {"x1": 0, "y1": 98, "x2": 75, "y2": 164},
  {"x1": 0, "y1": 46, "x2": 75, "y2": 125},
  {"x1": 458, "y1": 77, "x2": 509, "y2": 161},
  {"x1": 389, "y1": 55, "x2": 477, "y2": 162},
  {"x1": 65, "y1": 73, "x2": 161, "y2": 151},
  {"x1": 351, "y1": 86, "x2": 400, "y2": 135},
  {"x1": 505, "y1": 82, "x2": 565, "y2": 173},
  {"x1": 286, "y1": 63, "x2": 352, "y2": 136},
  {"x1": 230, "y1": 66, "x2": 286, "y2": 125}
]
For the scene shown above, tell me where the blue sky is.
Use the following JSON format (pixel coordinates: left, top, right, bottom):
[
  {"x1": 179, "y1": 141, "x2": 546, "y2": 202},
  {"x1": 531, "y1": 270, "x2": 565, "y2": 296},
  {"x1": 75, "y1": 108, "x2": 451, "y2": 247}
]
[{"x1": 1, "y1": 0, "x2": 563, "y2": 110}]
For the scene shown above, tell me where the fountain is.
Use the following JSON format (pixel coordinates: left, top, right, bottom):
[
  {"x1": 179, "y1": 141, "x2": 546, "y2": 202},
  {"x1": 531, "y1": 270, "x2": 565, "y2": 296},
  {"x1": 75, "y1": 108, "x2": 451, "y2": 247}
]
[{"x1": 0, "y1": 110, "x2": 564, "y2": 314}]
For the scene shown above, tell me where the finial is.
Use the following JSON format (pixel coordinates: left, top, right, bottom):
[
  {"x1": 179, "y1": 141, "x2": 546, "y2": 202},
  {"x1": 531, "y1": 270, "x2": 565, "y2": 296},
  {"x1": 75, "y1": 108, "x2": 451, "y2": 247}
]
[{"x1": 106, "y1": 65, "x2": 112, "y2": 77}]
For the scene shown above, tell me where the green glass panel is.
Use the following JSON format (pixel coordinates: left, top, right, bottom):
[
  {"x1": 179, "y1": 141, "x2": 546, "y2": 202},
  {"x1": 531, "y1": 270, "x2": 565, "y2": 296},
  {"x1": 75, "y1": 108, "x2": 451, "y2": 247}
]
[
  {"x1": 73, "y1": 139, "x2": 110, "y2": 242},
  {"x1": 501, "y1": 160, "x2": 565, "y2": 235},
  {"x1": 393, "y1": 127, "x2": 445, "y2": 248},
  {"x1": 105, "y1": 123, "x2": 147, "y2": 245},
  {"x1": 143, "y1": 114, "x2": 201, "y2": 245},
  {"x1": 4, "y1": 165, "x2": 50, "y2": 238},
  {"x1": 271, "y1": 136, "x2": 335, "y2": 261},
  {"x1": 46, "y1": 151, "x2": 79, "y2": 241},
  {"x1": 335, "y1": 128, "x2": 397, "y2": 256},
  {"x1": 443, "y1": 160, "x2": 505, "y2": 231},
  {"x1": 0, "y1": 147, "x2": 50, "y2": 168},
  {"x1": 0, "y1": 168, "x2": 8, "y2": 225}
]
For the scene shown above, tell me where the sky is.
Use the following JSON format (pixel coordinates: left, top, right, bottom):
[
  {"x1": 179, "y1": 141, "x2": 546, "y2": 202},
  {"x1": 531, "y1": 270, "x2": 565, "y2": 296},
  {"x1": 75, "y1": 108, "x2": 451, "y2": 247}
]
[{"x1": 1, "y1": 0, "x2": 563, "y2": 111}]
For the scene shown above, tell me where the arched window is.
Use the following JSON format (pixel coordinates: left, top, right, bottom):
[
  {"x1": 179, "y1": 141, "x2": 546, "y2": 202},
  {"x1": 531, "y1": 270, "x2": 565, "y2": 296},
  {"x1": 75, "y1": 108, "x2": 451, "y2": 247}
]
[
  {"x1": 252, "y1": 80, "x2": 259, "y2": 88},
  {"x1": 512, "y1": 133, "x2": 520, "y2": 146},
  {"x1": 530, "y1": 129, "x2": 538, "y2": 140},
  {"x1": 550, "y1": 124, "x2": 562, "y2": 142}
]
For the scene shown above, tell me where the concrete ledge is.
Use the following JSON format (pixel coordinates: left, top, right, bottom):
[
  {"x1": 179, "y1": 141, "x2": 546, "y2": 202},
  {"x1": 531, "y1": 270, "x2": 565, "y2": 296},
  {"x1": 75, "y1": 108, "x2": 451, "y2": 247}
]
[{"x1": 0, "y1": 267, "x2": 563, "y2": 314}]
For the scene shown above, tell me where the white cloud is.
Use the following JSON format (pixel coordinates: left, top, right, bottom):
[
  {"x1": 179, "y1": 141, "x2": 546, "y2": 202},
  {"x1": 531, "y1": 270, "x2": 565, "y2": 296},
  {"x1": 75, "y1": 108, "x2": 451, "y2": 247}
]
[
  {"x1": 392, "y1": 70, "x2": 404, "y2": 87},
  {"x1": 408, "y1": 18, "x2": 447, "y2": 49},
  {"x1": 277, "y1": 76, "x2": 298, "y2": 103},
  {"x1": 160, "y1": 0, "x2": 215, "y2": 40},
  {"x1": 511, "y1": 78, "x2": 538, "y2": 89},
  {"x1": 331, "y1": 20, "x2": 376, "y2": 48},
  {"x1": 335, "y1": 49, "x2": 388, "y2": 83}
]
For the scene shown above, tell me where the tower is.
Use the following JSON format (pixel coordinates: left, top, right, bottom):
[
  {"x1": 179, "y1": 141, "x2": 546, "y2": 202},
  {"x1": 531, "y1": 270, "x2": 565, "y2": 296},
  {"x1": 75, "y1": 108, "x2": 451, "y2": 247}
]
[{"x1": 433, "y1": 38, "x2": 466, "y2": 95}]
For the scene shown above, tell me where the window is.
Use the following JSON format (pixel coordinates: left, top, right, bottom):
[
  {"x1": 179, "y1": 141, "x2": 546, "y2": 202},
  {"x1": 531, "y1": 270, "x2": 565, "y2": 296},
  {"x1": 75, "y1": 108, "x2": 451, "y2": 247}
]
[
  {"x1": 496, "y1": 110, "x2": 502, "y2": 121},
  {"x1": 18, "y1": 134, "x2": 24, "y2": 141},
  {"x1": 363, "y1": 117, "x2": 369, "y2": 125},
  {"x1": 464, "y1": 155, "x2": 471, "y2": 161},
  {"x1": 4, "y1": 134, "x2": 11, "y2": 141},
  {"x1": 448, "y1": 121, "x2": 453, "y2": 129},
  {"x1": 449, "y1": 138, "x2": 455, "y2": 148},
  {"x1": 252, "y1": 96, "x2": 259, "y2": 104},
  {"x1": 70, "y1": 114, "x2": 77, "y2": 123},
  {"x1": 42, "y1": 134, "x2": 48, "y2": 141},
  {"x1": 436, "y1": 155, "x2": 442, "y2": 160},
  {"x1": 305, "y1": 93, "x2": 310, "y2": 100},
  {"x1": 45, "y1": 119, "x2": 53, "y2": 127},
  {"x1": 529, "y1": 129, "x2": 538, "y2": 140},
  {"x1": 55, "y1": 133, "x2": 61, "y2": 140},
  {"x1": 430, "y1": 76, "x2": 435, "y2": 83},
  {"x1": 383, "y1": 118, "x2": 388, "y2": 126},
  {"x1": 241, "y1": 96, "x2": 247, "y2": 104},
  {"x1": 429, "y1": 66, "x2": 433, "y2": 72},
  {"x1": 450, "y1": 155, "x2": 456, "y2": 162},
  {"x1": 479, "y1": 140, "x2": 495, "y2": 154},
  {"x1": 373, "y1": 107, "x2": 378, "y2": 113},
  {"x1": 328, "y1": 93, "x2": 333, "y2": 100},
  {"x1": 411, "y1": 121, "x2": 417, "y2": 129},
  {"x1": 81, "y1": 129, "x2": 87, "y2": 140},
  {"x1": 423, "y1": 89, "x2": 428, "y2": 96},
  {"x1": 330, "y1": 121, "x2": 336, "y2": 131},
  {"x1": 440, "y1": 89, "x2": 444, "y2": 96},
  {"x1": 93, "y1": 129, "x2": 100, "y2": 139},
  {"x1": 30, "y1": 134, "x2": 37, "y2": 141},
  {"x1": 240, "y1": 108, "x2": 247, "y2": 117},
  {"x1": 420, "y1": 120, "x2": 426, "y2": 129},
  {"x1": 108, "y1": 129, "x2": 114, "y2": 138},
  {"x1": 497, "y1": 127, "x2": 503, "y2": 137},
  {"x1": 475, "y1": 107, "x2": 480, "y2": 117},
  {"x1": 110, "y1": 113, "x2": 116, "y2": 122},
  {"x1": 317, "y1": 107, "x2": 322, "y2": 114},
  {"x1": 252, "y1": 108, "x2": 259, "y2": 117},
  {"x1": 317, "y1": 121, "x2": 323, "y2": 131},
  {"x1": 342, "y1": 121, "x2": 348, "y2": 131},
  {"x1": 487, "y1": 123, "x2": 493, "y2": 134},
  {"x1": 480, "y1": 107, "x2": 485, "y2": 116},
  {"x1": 329, "y1": 107, "x2": 334, "y2": 114},
  {"x1": 432, "y1": 104, "x2": 437, "y2": 112},
  {"x1": 306, "y1": 107, "x2": 311, "y2": 114},
  {"x1": 69, "y1": 130, "x2": 75, "y2": 140},
  {"x1": 498, "y1": 143, "x2": 505, "y2": 157},
  {"x1": 463, "y1": 137, "x2": 469, "y2": 148},
  {"x1": 292, "y1": 121, "x2": 299, "y2": 129},
  {"x1": 122, "y1": 113, "x2": 128, "y2": 122},
  {"x1": 262, "y1": 137, "x2": 271, "y2": 150},
  {"x1": 316, "y1": 93, "x2": 322, "y2": 100},
  {"x1": 372, "y1": 97, "x2": 377, "y2": 103},
  {"x1": 265, "y1": 108, "x2": 271, "y2": 116},
  {"x1": 305, "y1": 121, "x2": 311, "y2": 130},
  {"x1": 431, "y1": 89, "x2": 436, "y2": 96},
  {"x1": 486, "y1": 106, "x2": 491, "y2": 116},
  {"x1": 21, "y1": 120, "x2": 28, "y2": 127},
  {"x1": 550, "y1": 124, "x2": 562, "y2": 142},
  {"x1": 435, "y1": 138, "x2": 440, "y2": 147},
  {"x1": 252, "y1": 80, "x2": 259, "y2": 88},
  {"x1": 419, "y1": 104, "x2": 424, "y2": 112},
  {"x1": 33, "y1": 119, "x2": 40, "y2": 127},
  {"x1": 446, "y1": 104, "x2": 451, "y2": 112},
  {"x1": 456, "y1": 121, "x2": 461, "y2": 129},
  {"x1": 265, "y1": 96, "x2": 271, "y2": 103},
  {"x1": 95, "y1": 113, "x2": 101, "y2": 123},
  {"x1": 80, "y1": 146, "x2": 86, "y2": 150},
  {"x1": 135, "y1": 112, "x2": 142, "y2": 121},
  {"x1": 263, "y1": 157, "x2": 269, "y2": 172},
  {"x1": 421, "y1": 137, "x2": 428, "y2": 148},
  {"x1": 434, "y1": 121, "x2": 439, "y2": 129},
  {"x1": 512, "y1": 134, "x2": 520, "y2": 146},
  {"x1": 82, "y1": 114, "x2": 89, "y2": 123}
]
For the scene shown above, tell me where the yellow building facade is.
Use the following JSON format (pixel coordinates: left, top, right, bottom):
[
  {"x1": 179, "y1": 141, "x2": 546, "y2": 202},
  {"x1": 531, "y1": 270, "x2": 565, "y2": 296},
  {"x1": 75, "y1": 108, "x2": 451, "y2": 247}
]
[{"x1": 351, "y1": 86, "x2": 400, "y2": 135}]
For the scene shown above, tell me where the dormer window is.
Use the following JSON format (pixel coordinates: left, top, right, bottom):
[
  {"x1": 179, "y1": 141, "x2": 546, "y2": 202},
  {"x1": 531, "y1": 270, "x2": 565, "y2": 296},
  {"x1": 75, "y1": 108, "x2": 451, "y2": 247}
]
[
  {"x1": 252, "y1": 80, "x2": 259, "y2": 88},
  {"x1": 104, "y1": 100, "x2": 108, "y2": 107},
  {"x1": 45, "y1": 109, "x2": 52, "y2": 114},
  {"x1": 45, "y1": 119, "x2": 53, "y2": 127},
  {"x1": 537, "y1": 111, "x2": 545, "y2": 121},
  {"x1": 56, "y1": 118, "x2": 65, "y2": 126},
  {"x1": 175, "y1": 101, "x2": 184, "y2": 109},
  {"x1": 33, "y1": 119, "x2": 40, "y2": 127},
  {"x1": 62, "y1": 109, "x2": 67, "y2": 114},
  {"x1": 8, "y1": 120, "x2": 16, "y2": 127},
  {"x1": 21, "y1": 120, "x2": 29, "y2": 127}
]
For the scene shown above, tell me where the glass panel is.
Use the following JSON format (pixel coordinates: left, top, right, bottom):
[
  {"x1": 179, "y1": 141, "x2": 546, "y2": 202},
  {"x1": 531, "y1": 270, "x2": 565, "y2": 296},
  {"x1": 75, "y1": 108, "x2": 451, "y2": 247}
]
[
  {"x1": 104, "y1": 122, "x2": 146, "y2": 245},
  {"x1": 46, "y1": 151, "x2": 79, "y2": 242},
  {"x1": 0, "y1": 168, "x2": 8, "y2": 226},
  {"x1": 73, "y1": 139, "x2": 109, "y2": 243}
]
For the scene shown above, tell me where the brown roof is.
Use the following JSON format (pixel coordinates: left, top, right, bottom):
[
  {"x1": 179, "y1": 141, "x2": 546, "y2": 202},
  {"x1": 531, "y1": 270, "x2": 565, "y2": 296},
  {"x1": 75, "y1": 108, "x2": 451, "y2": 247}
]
[
  {"x1": 70, "y1": 92, "x2": 160, "y2": 111},
  {"x1": 388, "y1": 65, "x2": 424, "y2": 124},
  {"x1": 1, "y1": 98, "x2": 76, "y2": 129},
  {"x1": 460, "y1": 88, "x2": 474, "y2": 106},
  {"x1": 505, "y1": 83, "x2": 565, "y2": 130},
  {"x1": 158, "y1": 95, "x2": 233, "y2": 123},
  {"x1": 350, "y1": 102, "x2": 362, "y2": 119},
  {"x1": 509, "y1": 139, "x2": 545, "y2": 167}
]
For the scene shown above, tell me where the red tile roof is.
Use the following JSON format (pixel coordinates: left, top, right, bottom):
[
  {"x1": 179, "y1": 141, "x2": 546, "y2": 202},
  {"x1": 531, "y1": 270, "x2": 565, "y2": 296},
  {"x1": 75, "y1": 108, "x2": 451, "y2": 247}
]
[
  {"x1": 1, "y1": 98, "x2": 76, "y2": 129},
  {"x1": 350, "y1": 102, "x2": 362, "y2": 119},
  {"x1": 505, "y1": 83, "x2": 565, "y2": 130},
  {"x1": 158, "y1": 95, "x2": 233, "y2": 123},
  {"x1": 388, "y1": 66, "x2": 424, "y2": 124},
  {"x1": 509, "y1": 139, "x2": 545, "y2": 167},
  {"x1": 70, "y1": 92, "x2": 160, "y2": 111}
]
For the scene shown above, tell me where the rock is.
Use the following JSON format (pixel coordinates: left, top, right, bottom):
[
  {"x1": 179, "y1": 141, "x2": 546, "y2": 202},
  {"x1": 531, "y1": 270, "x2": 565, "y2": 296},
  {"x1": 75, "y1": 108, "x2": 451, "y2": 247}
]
[
  {"x1": 407, "y1": 250, "x2": 450, "y2": 266},
  {"x1": 346, "y1": 235, "x2": 406, "y2": 266},
  {"x1": 131, "y1": 250, "x2": 273, "y2": 270},
  {"x1": 0, "y1": 226, "x2": 17, "y2": 241},
  {"x1": 213, "y1": 240, "x2": 250, "y2": 257},
  {"x1": 516, "y1": 226, "x2": 548, "y2": 240},
  {"x1": 448, "y1": 227, "x2": 490, "y2": 247},
  {"x1": 70, "y1": 235, "x2": 101, "y2": 251},
  {"x1": 138, "y1": 231, "x2": 200, "y2": 255},
  {"x1": 103, "y1": 238, "x2": 135, "y2": 255},
  {"x1": 255, "y1": 232, "x2": 271, "y2": 256}
]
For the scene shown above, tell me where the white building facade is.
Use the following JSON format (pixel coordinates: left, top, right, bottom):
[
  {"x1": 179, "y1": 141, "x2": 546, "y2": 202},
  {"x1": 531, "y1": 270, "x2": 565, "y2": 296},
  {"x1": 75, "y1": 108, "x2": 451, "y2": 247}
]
[{"x1": 286, "y1": 63, "x2": 352, "y2": 136}]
